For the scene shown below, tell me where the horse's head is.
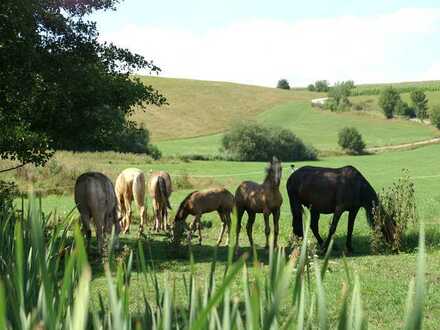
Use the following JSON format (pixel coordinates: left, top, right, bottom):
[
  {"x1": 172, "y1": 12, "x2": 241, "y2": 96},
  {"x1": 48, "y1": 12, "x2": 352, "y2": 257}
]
[{"x1": 266, "y1": 156, "x2": 282, "y2": 186}]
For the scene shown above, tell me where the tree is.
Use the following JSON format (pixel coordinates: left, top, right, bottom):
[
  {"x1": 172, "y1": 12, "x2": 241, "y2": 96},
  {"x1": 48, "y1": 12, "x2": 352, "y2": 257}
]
[
  {"x1": 338, "y1": 127, "x2": 365, "y2": 154},
  {"x1": 0, "y1": 0, "x2": 166, "y2": 169},
  {"x1": 277, "y1": 79, "x2": 290, "y2": 90},
  {"x1": 410, "y1": 90, "x2": 429, "y2": 120},
  {"x1": 314, "y1": 80, "x2": 329, "y2": 92},
  {"x1": 430, "y1": 105, "x2": 440, "y2": 129},
  {"x1": 307, "y1": 84, "x2": 316, "y2": 91},
  {"x1": 378, "y1": 87, "x2": 400, "y2": 119},
  {"x1": 328, "y1": 81, "x2": 354, "y2": 111},
  {"x1": 395, "y1": 99, "x2": 415, "y2": 118}
]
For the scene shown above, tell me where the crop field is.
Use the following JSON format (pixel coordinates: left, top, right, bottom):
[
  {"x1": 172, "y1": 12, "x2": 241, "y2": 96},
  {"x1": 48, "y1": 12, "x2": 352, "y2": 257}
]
[{"x1": 3, "y1": 143, "x2": 440, "y2": 328}]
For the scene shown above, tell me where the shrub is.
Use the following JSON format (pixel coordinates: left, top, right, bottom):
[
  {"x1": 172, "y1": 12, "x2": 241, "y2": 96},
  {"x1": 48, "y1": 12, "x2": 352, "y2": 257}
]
[
  {"x1": 371, "y1": 169, "x2": 417, "y2": 252},
  {"x1": 378, "y1": 86, "x2": 400, "y2": 119},
  {"x1": 307, "y1": 83, "x2": 315, "y2": 91},
  {"x1": 410, "y1": 90, "x2": 429, "y2": 120},
  {"x1": 395, "y1": 99, "x2": 416, "y2": 118},
  {"x1": 276, "y1": 79, "x2": 290, "y2": 90},
  {"x1": 337, "y1": 127, "x2": 366, "y2": 154},
  {"x1": 115, "y1": 124, "x2": 161, "y2": 158},
  {"x1": 221, "y1": 123, "x2": 317, "y2": 161},
  {"x1": 429, "y1": 105, "x2": 440, "y2": 129},
  {"x1": 314, "y1": 80, "x2": 330, "y2": 92},
  {"x1": 328, "y1": 81, "x2": 354, "y2": 111}
]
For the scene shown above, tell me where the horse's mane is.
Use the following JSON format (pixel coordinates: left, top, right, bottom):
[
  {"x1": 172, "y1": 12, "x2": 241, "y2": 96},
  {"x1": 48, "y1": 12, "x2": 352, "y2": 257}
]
[{"x1": 176, "y1": 190, "x2": 198, "y2": 213}]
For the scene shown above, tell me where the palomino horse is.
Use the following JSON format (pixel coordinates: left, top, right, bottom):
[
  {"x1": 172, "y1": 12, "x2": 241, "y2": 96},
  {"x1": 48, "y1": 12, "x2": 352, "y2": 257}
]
[
  {"x1": 172, "y1": 188, "x2": 234, "y2": 245},
  {"x1": 74, "y1": 172, "x2": 121, "y2": 254},
  {"x1": 235, "y1": 156, "x2": 283, "y2": 249},
  {"x1": 286, "y1": 165, "x2": 394, "y2": 253},
  {"x1": 115, "y1": 168, "x2": 146, "y2": 234},
  {"x1": 148, "y1": 171, "x2": 172, "y2": 231}
]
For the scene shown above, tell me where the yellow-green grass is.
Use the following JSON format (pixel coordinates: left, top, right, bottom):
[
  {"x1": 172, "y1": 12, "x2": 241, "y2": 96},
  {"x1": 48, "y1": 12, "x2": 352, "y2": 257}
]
[
  {"x1": 4, "y1": 145, "x2": 440, "y2": 328},
  {"x1": 157, "y1": 101, "x2": 439, "y2": 156},
  {"x1": 350, "y1": 91, "x2": 440, "y2": 114},
  {"x1": 133, "y1": 76, "x2": 323, "y2": 141}
]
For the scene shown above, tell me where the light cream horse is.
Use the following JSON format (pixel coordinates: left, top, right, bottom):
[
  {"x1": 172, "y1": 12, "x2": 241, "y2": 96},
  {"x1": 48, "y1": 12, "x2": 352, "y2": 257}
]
[
  {"x1": 172, "y1": 188, "x2": 234, "y2": 245},
  {"x1": 148, "y1": 171, "x2": 172, "y2": 231},
  {"x1": 235, "y1": 156, "x2": 283, "y2": 249},
  {"x1": 115, "y1": 168, "x2": 146, "y2": 234},
  {"x1": 74, "y1": 172, "x2": 121, "y2": 254}
]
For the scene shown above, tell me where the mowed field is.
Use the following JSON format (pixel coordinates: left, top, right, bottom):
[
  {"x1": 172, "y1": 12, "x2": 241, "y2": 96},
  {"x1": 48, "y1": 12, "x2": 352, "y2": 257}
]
[
  {"x1": 4, "y1": 144, "x2": 440, "y2": 329},
  {"x1": 138, "y1": 77, "x2": 440, "y2": 156}
]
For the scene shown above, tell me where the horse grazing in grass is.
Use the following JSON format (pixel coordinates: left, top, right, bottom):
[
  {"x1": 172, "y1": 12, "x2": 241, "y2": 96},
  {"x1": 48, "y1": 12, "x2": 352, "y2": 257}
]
[
  {"x1": 235, "y1": 156, "x2": 283, "y2": 249},
  {"x1": 148, "y1": 171, "x2": 172, "y2": 232},
  {"x1": 74, "y1": 172, "x2": 121, "y2": 254},
  {"x1": 115, "y1": 168, "x2": 146, "y2": 234},
  {"x1": 172, "y1": 188, "x2": 234, "y2": 245},
  {"x1": 286, "y1": 165, "x2": 392, "y2": 253}
]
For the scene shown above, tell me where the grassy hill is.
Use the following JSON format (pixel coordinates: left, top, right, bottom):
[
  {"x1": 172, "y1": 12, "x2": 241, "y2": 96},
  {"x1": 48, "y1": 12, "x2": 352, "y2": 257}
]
[
  {"x1": 134, "y1": 76, "x2": 440, "y2": 156},
  {"x1": 134, "y1": 76, "x2": 321, "y2": 141}
]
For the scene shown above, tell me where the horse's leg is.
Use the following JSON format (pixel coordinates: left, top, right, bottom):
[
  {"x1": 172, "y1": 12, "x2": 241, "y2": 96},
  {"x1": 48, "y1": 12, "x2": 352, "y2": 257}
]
[
  {"x1": 135, "y1": 197, "x2": 146, "y2": 235},
  {"x1": 272, "y1": 208, "x2": 280, "y2": 249},
  {"x1": 95, "y1": 214, "x2": 105, "y2": 255},
  {"x1": 310, "y1": 208, "x2": 323, "y2": 246},
  {"x1": 246, "y1": 211, "x2": 256, "y2": 247},
  {"x1": 123, "y1": 195, "x2": 132, "y2": 234},
  {"x1": 225, "y1": 212, "x2": 231, "y2": 246},
  {"x1": 197, "y1": 216, "x2": 203, "y2": 246},
  {"x1": 323, "y1": 208, "x2": 343, "y2": 253},
  {"x1": 162, "y1": 207, "x2": 168, "y2": 231},
  {"x1": 263, "y1": 213, "x2": 270, "y2": 249},
  {"x1": 235, "y1": 207, "x2": 245, "y2": 249},
  {"x1": 80, "y1": 213, "x2": 92, "y2": 249},
  {"x1": 346, "y1": 208, "x2": 359, "y2": 254},
  {"x1": 216, "y1": 212, "x2": 227, "y2": 246}
]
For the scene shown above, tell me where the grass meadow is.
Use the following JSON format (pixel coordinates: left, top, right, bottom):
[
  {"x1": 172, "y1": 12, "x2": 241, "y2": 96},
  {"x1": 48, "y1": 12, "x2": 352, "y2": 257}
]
[{"x1": 2, "y1": 144, "x2": 440, "y2": 328}]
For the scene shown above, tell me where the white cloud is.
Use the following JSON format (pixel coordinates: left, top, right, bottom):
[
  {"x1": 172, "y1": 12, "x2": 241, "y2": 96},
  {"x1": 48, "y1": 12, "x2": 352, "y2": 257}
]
[{"x1": 101, "y1": 8, "x2": 440, "y2": 87}]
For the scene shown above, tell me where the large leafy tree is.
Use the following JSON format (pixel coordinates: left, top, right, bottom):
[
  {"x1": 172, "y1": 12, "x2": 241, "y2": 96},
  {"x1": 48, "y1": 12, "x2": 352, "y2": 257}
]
[{"x1": 0, "y1": 0, "x2": 166, "y2": 170}]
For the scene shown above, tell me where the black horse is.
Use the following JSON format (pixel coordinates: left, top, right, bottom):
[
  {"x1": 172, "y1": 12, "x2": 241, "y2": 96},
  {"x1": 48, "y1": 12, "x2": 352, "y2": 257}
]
[{"x1": 286, "y1": 165, "x2": 381, "y2": 253}]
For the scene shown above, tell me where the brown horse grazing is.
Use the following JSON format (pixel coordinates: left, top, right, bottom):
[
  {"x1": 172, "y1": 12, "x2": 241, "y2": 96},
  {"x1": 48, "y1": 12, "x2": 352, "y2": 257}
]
[
  {"x1": 235, "y1": 156, "x2": 283, "y2": 249},
  {"x1": 286, "y1": 165, "x2": 392, "y2": 253},
  {"x1": 148, "y1": 171, "x2": 172, "y2": 232},
  {"x1": 172, "y1": 188, "x2": 234, "y2": 245},
  {"x1": 74, "y1": 172, "x2": 121, "y2": 253},
  {"x1": 115, "y1": 168, "x2": 146, "y2": 234}
]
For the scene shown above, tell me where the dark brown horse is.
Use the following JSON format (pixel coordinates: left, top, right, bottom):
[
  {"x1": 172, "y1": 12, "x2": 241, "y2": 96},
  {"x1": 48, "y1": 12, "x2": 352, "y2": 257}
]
[
  {"x1": 286, "y1": 165, "x2": 387, "y2": 253},
  {"x1": 235, "y1": 156, "x2": 283, "y2": 249}
]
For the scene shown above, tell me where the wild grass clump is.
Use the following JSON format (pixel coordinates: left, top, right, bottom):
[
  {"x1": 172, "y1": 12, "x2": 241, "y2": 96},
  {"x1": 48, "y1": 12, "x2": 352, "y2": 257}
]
[{"x1": 372, "y1": 169, "x2": 417, "y2": 253}]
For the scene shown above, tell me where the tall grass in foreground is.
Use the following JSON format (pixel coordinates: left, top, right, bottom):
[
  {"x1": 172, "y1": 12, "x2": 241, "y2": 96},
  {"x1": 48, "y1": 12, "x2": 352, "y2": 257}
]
[{"x1": 0, "y1": 197, "x2": 426, "y2": 329}]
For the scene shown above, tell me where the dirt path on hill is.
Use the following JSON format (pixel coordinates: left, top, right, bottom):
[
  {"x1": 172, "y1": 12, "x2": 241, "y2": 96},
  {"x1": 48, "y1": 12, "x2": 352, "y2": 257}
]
[{"x1": 366, "y1": 137, "x2": 440, "y2": 152}]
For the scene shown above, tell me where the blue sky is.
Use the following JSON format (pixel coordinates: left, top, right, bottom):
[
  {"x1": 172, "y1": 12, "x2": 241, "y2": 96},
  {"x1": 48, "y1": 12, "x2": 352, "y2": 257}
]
[{"x1": 91, "y1": 0, "x2": 440, "y2": 86}]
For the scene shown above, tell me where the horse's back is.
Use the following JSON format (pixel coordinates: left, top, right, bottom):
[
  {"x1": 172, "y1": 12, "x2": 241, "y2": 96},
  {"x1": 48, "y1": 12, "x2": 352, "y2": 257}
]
[
  {"x1": 148, "y1": 171, "x2": 172, "y2": 197},
  {"x1": 75, "y1": 172, "x2": 117, "y2": 220},
  {"x1": 192, "y1": 188, "x2": 234, "y2": 213},
  {"x1": 287, "y1": 165, "x2": 368, "y2": 212}
]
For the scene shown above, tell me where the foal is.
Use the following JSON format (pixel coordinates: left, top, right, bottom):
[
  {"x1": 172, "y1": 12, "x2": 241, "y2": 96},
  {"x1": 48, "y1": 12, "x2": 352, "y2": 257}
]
[
  {"x1": 147, "y1": 171, "x2": 172, "y2": 232},
  {"x1": 172, "y1": 188, "x2": 234, "y2": 245},
  {"x1": 235, "y1": 156, "x2": 283, "y2": 249}
]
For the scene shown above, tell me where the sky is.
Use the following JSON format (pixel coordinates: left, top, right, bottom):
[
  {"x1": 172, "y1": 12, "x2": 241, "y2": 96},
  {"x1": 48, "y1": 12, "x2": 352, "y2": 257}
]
[{"x1": 90, "y1": 0, "x2": 440, "y2": 87}]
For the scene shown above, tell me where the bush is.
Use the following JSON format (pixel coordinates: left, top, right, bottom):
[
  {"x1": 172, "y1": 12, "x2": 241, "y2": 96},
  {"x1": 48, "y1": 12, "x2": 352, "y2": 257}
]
[
  {"x1": 115, "y1": 124, "x2": 161, "y2": 158},
  {"x1": 307, "y1": 84, "x2": 315, "y2": 91},
  {"x1": 221, "y1": 123, "x2": 317, "y2": 161},
  {"x1": 372, "y1": 169, "x2": 417, "y2": 252},
  {"x1": 429, "y1": 105, "x2": 440, "y2": 129},
  {"x1": 410, "y1": 90, "x2": 429, "y2": 120},
  {"x1": 378, "y1": 86, "x2": 400, "y2": 119},
  {"x1": 276, "y1": 79, "x2": 290, "y2": 90},
  {"x1": 314, "y1": 80, "x2": 330, "y2": 92},
  {"x1": 0, "y1": 180, "x2": 18, "y2": 211},
  {"x1": 338, "y1": 127, "x2": 365, "y2": 154},
  {"x1": 395, "y1": 99, "x2": 416, "y2": 118},
  {"x1": 328, "y1": 81, "x2": 354, "y2": 111}
]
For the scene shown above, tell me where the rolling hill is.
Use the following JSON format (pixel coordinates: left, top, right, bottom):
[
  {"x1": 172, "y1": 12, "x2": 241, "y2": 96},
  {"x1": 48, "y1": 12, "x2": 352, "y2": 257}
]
[{"x1": 134, "y1": 76, "x2": 440, "y2": 156}]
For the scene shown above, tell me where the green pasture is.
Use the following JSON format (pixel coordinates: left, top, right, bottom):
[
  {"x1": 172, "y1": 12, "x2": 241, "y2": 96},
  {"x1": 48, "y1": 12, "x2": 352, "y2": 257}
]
[
  {"x1": 157, "y1": 101, "x2": 439, "y2": 156},
  {"x1": 9, "y1": 144, "x2": 440, "y2": 328}
]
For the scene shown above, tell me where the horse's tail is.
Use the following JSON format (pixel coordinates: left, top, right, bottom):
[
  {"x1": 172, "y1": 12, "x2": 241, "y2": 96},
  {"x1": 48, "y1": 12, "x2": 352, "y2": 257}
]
[
  {"x1": 132, "y1": 173, "x2": 146, "y2": 208},
  {"x1": 157, "y1": 176, "x2": 172, "y2": 210},
  {"x1": 287, "y1": 185, "x2": 304, "y2": 237}
]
